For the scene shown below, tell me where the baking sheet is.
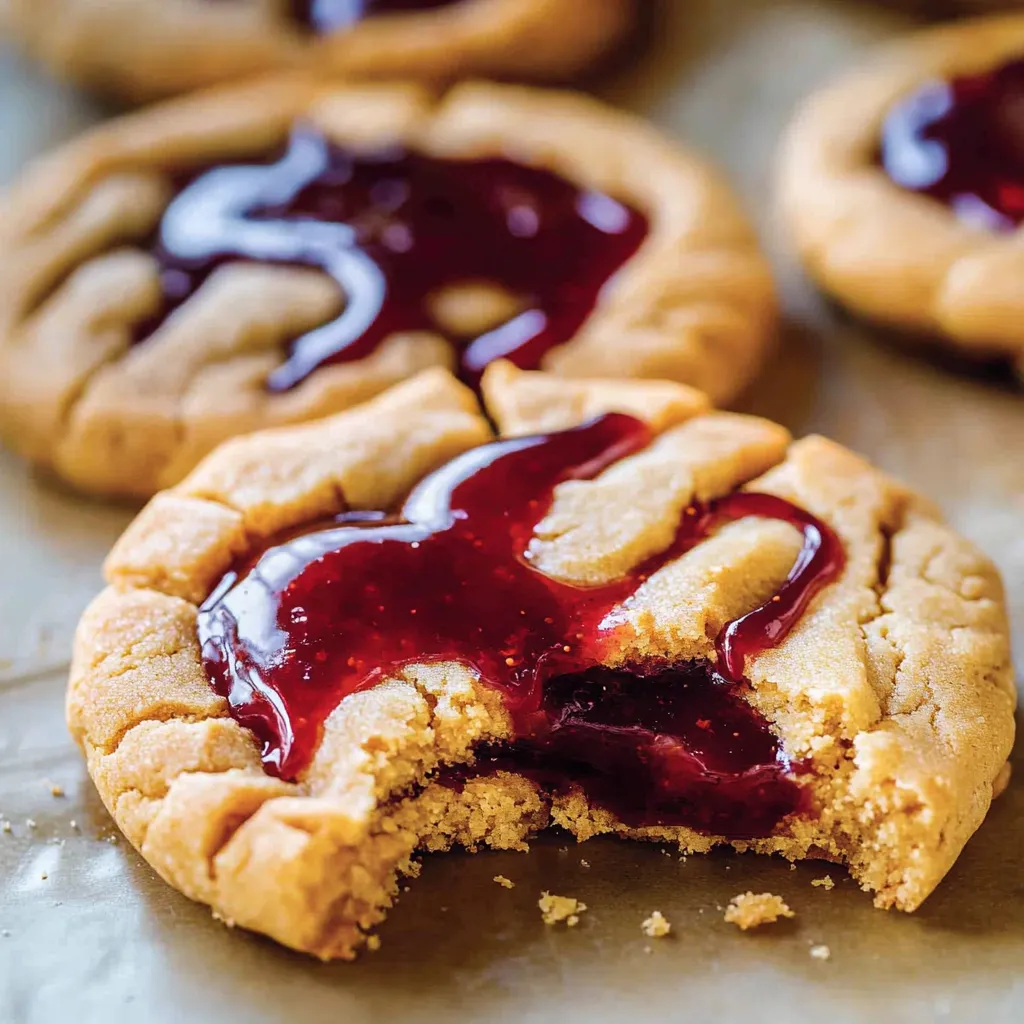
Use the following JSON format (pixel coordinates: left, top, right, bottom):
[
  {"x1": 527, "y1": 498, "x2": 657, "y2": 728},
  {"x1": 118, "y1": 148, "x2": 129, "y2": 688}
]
[{"x1": 1, "y1": 2, "x2": 1022, "y2": 1021}]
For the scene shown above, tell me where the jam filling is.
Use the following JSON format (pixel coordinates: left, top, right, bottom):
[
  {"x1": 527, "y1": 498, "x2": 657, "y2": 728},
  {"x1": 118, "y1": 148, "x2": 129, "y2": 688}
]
[
  {"x1": 198, "y1": 413, "x2": 845, "y2": 838},
  {"x1": 145, "y1": 128, "x2": 647, "y2": 390},
  {"x1": 288, "y1": 0, "x2": 459, "y2": 34},
  {"x1": 881, "y1": 56, "x2": 1024, "y2": 229}
]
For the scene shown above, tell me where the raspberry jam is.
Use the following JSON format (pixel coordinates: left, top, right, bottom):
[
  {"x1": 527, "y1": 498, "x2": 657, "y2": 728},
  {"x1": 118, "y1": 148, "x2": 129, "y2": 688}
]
[
  {"x1": 881, "y1": 57, "x2": 1024, "y2": 229},
  {"x1": 441, "y1": 666, "x2": 808, "y2": 839},
  {"x1": 198, "y1": 414, "x2": 845, "y2": 838},
  {"x1": 289, "y1": 0, "x2": 458, "y2": 33},
  {"x1": 147, "y1": 128, "x2": 647, "y2": 390}
]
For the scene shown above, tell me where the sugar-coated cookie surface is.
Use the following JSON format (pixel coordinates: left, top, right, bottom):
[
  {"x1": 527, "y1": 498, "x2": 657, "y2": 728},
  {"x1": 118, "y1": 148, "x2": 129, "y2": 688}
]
[
  {"x1": 5, "y1": 0, "x2": 633, "y2": 101},
  {"x1": 777, "y1": 15, "x2": 1024, "y2": 381},
  {"x1": 0, "y1": 78, "x2": 775, "y2": 499},
  {"x1": 68, "y1": 362, "x2": 1015, "y2": 960}
]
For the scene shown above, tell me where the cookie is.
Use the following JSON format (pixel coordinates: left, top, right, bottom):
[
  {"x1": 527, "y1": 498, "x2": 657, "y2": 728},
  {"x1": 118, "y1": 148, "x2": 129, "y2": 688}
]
[
  {"x1": 68, "y1": 361, "x2": 1015, "y2": 960},
  {"x1": 4, "y1": 0, "x2": 633, "y2": 102},
  {"x1": 0, "y1": 77, "x2": 775, "y2": 499},
  {"x1": 777, "y1": 15, "x2": 1024, "y2": 381}
]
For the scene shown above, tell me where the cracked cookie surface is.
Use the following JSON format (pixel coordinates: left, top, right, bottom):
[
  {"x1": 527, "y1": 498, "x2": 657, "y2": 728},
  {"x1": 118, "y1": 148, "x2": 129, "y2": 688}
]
[
  {"x1": 4, "y1": 0, "x2": 633, "y2": 102},
  {"x1": 777, "y1": 15, "x2": 1024, "y2": 381},
  {"x1": 68, "y1": 361, "x2": 1015, "y2": 959},
  {"x1": 0, "y1": 78, "x2": 774, "y2": 499}
]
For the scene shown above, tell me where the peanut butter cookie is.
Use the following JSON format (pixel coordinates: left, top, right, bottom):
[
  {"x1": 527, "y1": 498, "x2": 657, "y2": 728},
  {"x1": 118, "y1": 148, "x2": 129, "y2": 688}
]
[
  {"x1": 68, "y1": 362, "x2": 1015, "y2": 959},
  {"x1": 0, "y1": 78, "x2": 774, "y2": 499},
  {"x1": 778, "y1": 16, "x2": 1024, "y2": 381},
  {"x1": 4, "y1": 0, "x2": 633, "y2": 101}
]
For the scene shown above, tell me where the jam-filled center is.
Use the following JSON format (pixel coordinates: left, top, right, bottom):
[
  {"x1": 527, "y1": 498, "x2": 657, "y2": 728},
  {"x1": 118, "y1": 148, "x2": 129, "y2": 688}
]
[
  {"x1": 145, "y1": 128, "x2": 647, "y2": 390},
  {"x1": 881, "y1": 56, "x2": 1024, "y2": 229},
  {"x1": 289, "y1": 0, "x2": 460, "y2": 34},
  {"x1": 198, "y1": 414, "x2": 845, "y2": 839}
]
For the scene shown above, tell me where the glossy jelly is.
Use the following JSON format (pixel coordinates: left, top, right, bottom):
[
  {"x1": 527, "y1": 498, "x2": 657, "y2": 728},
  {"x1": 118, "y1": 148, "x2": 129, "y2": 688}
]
[
  {"x1": 198, "y1": 413, "x2": 845, "y2": 836},
  {"x1": 146, "y1": 127, "x2": 647, "y2": 390},
  {"x1": 881, "y1": 57, "x2": 1024, "y2": 229},
  {"x1": 289, "y1": 0, "x2": 459, "y2": 34}
]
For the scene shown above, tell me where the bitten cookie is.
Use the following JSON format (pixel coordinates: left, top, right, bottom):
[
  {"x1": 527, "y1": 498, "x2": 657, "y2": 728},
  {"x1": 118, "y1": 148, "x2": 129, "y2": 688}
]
[
  {"x1": 777, "y1": 15, "x2": 1024, "y2": 381},
  {"x1": 0, "y1": 77, "x2": 775, "y2": 499},
  {"x1": 4, "y1": 0, "x2": 633, "y2": 102},
  {"x1": 68, "y1": 362, "x2": 1015, "y2": 960}
]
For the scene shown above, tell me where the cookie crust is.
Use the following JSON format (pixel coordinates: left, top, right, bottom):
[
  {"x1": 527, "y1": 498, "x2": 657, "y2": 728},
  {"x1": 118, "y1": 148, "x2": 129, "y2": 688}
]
[
  {"x1": 777, "y1": 15, "x2": 1024, "y2": 380},
  {"x1": 0, "y1": 77, "x2": 774, "y2": 499},
  {"x1": 5, "y1": 0, "x2": 633, "y2": 101},
  {"x1": 68, "y1": 363, "x2": 1015, "y2": 959}
]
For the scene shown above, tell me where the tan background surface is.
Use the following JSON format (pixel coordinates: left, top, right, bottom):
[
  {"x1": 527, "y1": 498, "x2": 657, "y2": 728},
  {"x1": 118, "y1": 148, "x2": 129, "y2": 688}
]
[{"x1": 1, "y1": 1, "x2": 1022, "y2": 1021}]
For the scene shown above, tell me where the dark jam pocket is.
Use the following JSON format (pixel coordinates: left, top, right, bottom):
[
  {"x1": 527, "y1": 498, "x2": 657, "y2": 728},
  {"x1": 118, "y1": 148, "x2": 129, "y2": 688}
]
[
  {"x1": 142, "y1": 127, "x2": 648, "y2": 390},
  {"x1": 880, "y1": 56, "x2": 1024, "y2": 230},
  {"x1": 288, "y1": 0, "x2": 460, "y2": 34},
  {"x1": 441, "y1": 665, "x2": 810, "y2": 840},
  {"x1": 198, "y1": 412, "x2": 844, "y2": 837}
]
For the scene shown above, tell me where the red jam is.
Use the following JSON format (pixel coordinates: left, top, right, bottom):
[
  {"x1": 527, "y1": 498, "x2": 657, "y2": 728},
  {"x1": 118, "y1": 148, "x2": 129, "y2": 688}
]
[
  {"x1": 146, "y1": 128, "x2": 647, "y2": 390},
  {"x1": 198, "y1": 413, "x2": 845, "y2": 838},
  {"x1": 881, "y1": 57, "x2": 1024, "y2": 229},
  {"x1": 289, "y1": 0, "x2": 458, "y2": 33}
]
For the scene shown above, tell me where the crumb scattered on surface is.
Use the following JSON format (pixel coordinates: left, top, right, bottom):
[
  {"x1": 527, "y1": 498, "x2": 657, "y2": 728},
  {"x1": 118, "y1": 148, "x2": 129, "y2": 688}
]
[
  {"x1": 47, "y1": 783, "x2": 64, "y2": 798},
  {"x1": 25, "y1": 819, "x2": 36, "y2": 829},
  {"x1": 366, "y1": 935, "x2": 381, "y2": 952},
  {"x1": 539, "y1": 892, "x2": 586, "y2": 927},
  {"x1": 812, "y1": 875, "x2": 835, "y2": 890},
  {"x1": 493, "y1": 875, "x2": 515, "y2": 889},
  {"x1": 2, "y1": 821, "x2": 10, "y2": 834},
  {"x1": 40, "y1": 873, "x2": 47, "y2": 880},
  {"x1": 789, "y1": 862, "x2": 796, "y2": 870},
  {"x1": 724, "y1": 892, "x2": 794, "y2": 930},
  {"x1": 580, "y1": 859, "x2": 590, "y2": 868},
  {"x1": 641, "y1": 911, "x2": 672, "y2": 938},
  {"x1": 69, "y1": 821, "x2": 78, "y2": 831},
  {"x1": 643, "y1": 945, "x2": 652, "y2": 954},
  {"x1": 810, "y1": 944, "x2": 831, "y2": 961}
]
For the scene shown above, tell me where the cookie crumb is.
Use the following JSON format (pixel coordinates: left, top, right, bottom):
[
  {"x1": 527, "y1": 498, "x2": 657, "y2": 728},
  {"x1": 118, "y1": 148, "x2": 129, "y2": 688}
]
[
  {"x1": 493, "y1": 875, "x2": 515, "y2": 889},
  {"x1": 641, "y1": 911, "x2": 671, "y2": 938},
  {"x1": 789, "y1": 862, "x2": 796, "y2": 870},
  {"x1": 69, "y1": 820, "x2": 78, "y2": 831},
  {"x1": 40, "y1": 873, "x2": 48, "y2": 881},
  {"x1": 366, "y1": 935, "x2": 382, "y2": 952},
  {"x1": 47, "y1": 783, "x2": 64, "y2": 798},
  {"x1": 643, "y1": 945, "x2": 653, "y2": 954},
  {"x1": 539, "y1": 892, "x2": 586, "y2": 926},
  {"x1": 2, "y1": 821, "x2": 11, "y2": 834},
  {"x1": 812, "y1": 875, "x2": 835, "y2": 890},
  {"x1": 580, "y1": 859, "x2": 590, "y2": 868},
  {"x1": 26, "y1": 819, "x2": 37, "y2": 830},
  {"x1": 724, "y1": 892, "x2": 794, "y2": 930},
  {"x1": 810, "y1": 944, "x2": 831, "y2": 961}
]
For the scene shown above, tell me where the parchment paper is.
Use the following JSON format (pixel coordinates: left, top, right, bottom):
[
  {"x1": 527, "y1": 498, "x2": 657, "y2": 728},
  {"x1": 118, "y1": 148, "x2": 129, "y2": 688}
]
[{"x1": 1, "y1": 2, "x2": 1022, "y2": 1021}]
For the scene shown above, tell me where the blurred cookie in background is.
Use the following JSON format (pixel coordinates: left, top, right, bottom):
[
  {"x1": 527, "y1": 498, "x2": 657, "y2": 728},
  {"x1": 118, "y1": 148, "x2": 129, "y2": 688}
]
[
  {"x1": 777, "y1": 15, "x2": 1024, "y2": 384},
  {"x1": 2, "y1": 0, "x2": 634, "y2": 102},
  {"x1": 0, "y1": 77, "x2": 775, "y2": 498}
]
